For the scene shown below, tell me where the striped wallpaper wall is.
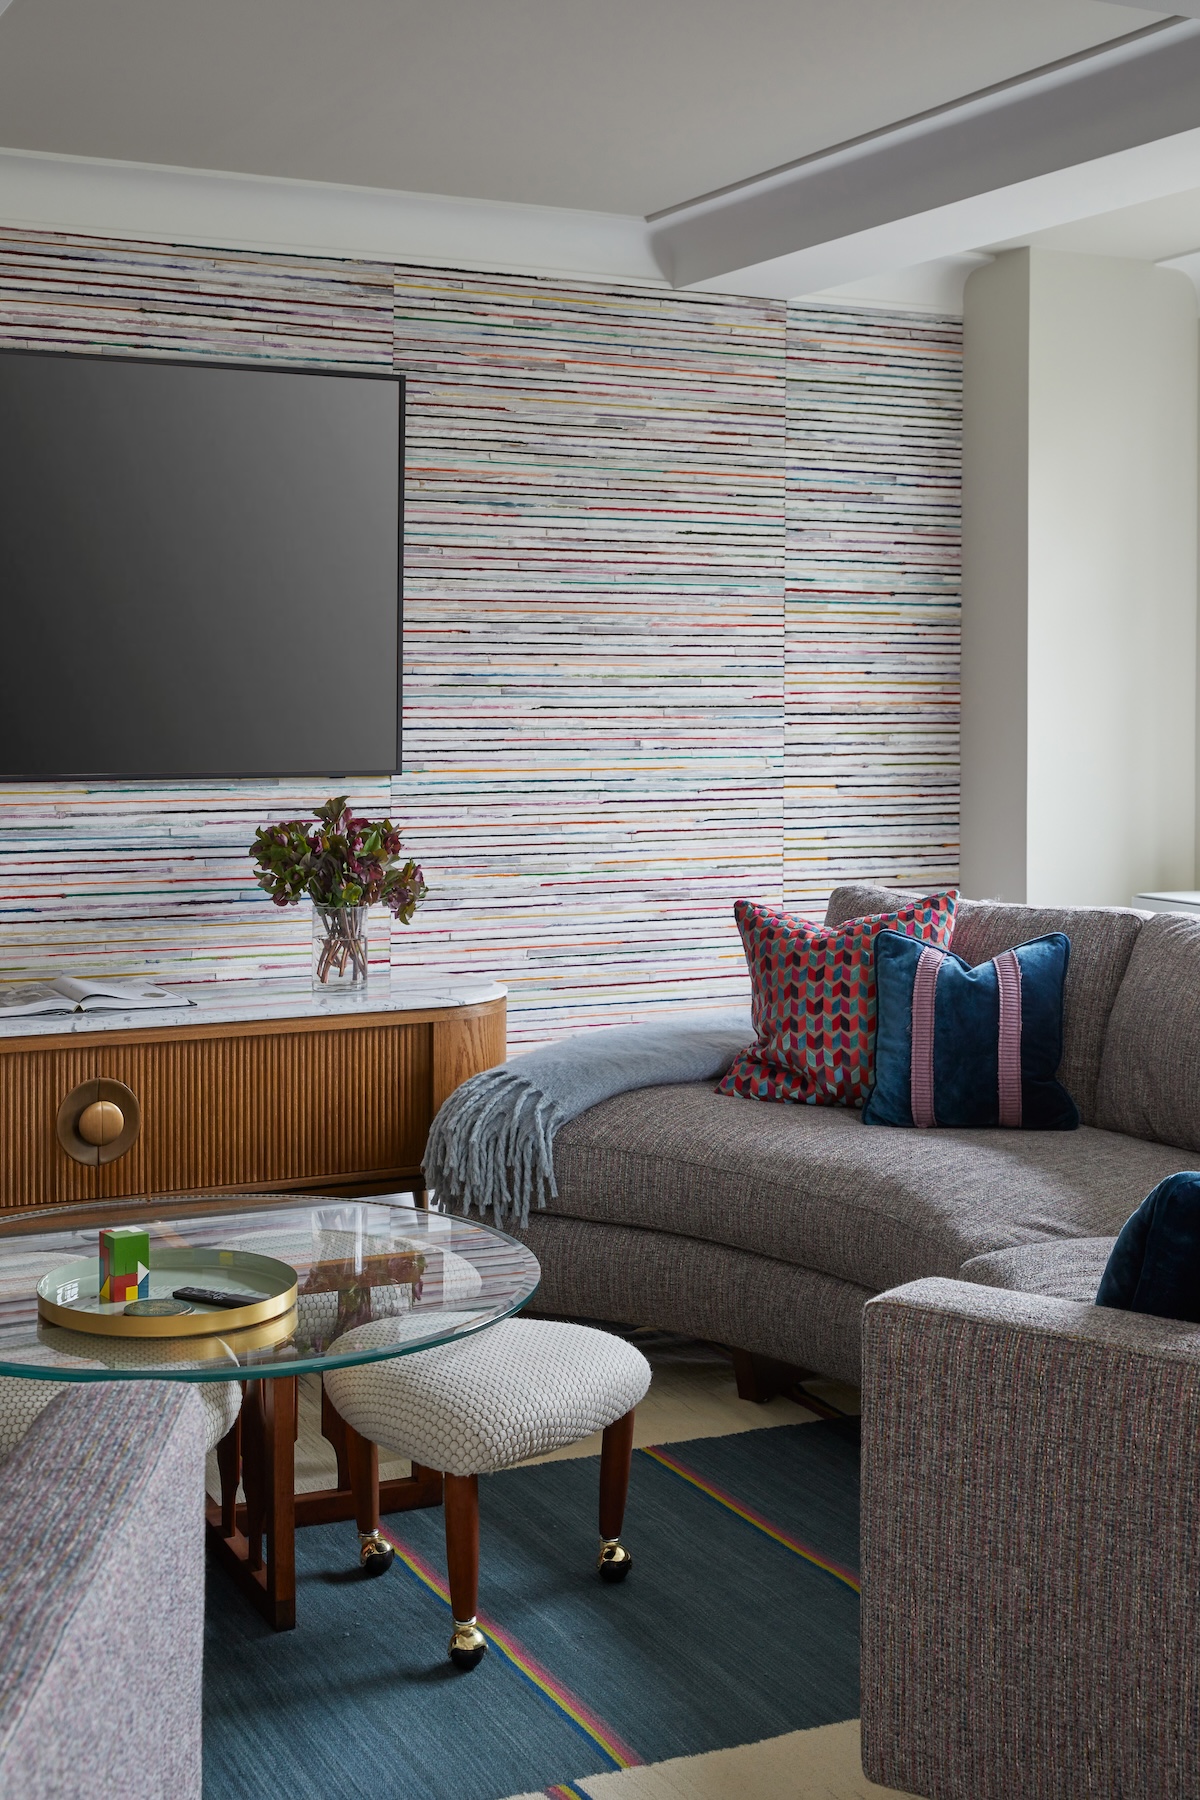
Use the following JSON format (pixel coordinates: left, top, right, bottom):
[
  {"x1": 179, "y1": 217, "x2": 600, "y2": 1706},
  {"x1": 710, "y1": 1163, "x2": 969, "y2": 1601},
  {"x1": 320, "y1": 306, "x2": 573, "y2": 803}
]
[
  {"x1": 784, "y1": 307, "x2": 962, "y2": 914},
  {"x1": 0, "y1": 228, "x2": 960, "y2": 1042},
  {"x1": 390, "y1": 269, "x2": 787, "y2": 1039}
]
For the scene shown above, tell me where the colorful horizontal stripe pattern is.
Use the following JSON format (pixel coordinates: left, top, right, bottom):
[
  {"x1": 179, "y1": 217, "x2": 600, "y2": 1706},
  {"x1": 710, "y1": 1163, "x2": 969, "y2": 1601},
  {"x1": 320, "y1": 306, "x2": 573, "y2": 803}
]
[
  {"x1": 0, "y1": 230, "x2": 961, "y2": 1039},
  {"x1": 382, "y1": 1527, "x2": 643, "y2": 1771},
  {"x1": 639, "y1": 1446, "x2": 860, "y2": 1593},
  {"x1": 390, "y1": 267, "x2": 787, "y2": 1040},
  {"x1": 785, "y1": 307, "x2": 962, "y2": 918}
]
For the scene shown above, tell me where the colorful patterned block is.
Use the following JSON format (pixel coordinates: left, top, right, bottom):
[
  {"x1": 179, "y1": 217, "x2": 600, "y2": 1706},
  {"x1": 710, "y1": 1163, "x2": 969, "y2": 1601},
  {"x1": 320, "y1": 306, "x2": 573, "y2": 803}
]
[
  {"x1": 717, "y1": 893, "x2": 958, "y2": 1107},
  {"x1": 99, "y1": 1227, "x2": 150, "y2": 1306}
]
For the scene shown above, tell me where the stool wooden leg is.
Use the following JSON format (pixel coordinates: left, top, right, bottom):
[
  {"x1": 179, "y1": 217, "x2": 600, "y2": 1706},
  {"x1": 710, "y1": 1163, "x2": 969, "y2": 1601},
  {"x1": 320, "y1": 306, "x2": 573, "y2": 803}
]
[
  {"x1": 216, "y1": 1412, "x2": 242, "y2": 1539},
  {"x1": 598, "y1": 1409, "x2": 636, "y2": 1583},
  {"x1": 444, "y1": 1473, "x2": 486, "y2": 1671},
  {"x1": 320, "y1": 1381, "x2": 353, "y2": 1493},
  {"x1": 343, "y1": 1418, "x2": 394, "y2": 1577}
]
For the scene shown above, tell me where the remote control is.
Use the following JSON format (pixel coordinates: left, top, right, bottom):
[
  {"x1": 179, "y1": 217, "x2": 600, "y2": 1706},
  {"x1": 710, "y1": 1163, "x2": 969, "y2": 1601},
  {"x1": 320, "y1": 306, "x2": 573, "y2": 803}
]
[{"x1": 172, "y1": 1286, "x2": 266, "y2": 1309}]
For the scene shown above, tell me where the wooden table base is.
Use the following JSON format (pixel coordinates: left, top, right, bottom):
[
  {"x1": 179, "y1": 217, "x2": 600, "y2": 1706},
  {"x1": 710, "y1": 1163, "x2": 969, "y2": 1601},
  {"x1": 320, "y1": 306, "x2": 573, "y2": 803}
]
[{"x1": 204, "y1": 1376, "x2": 443, "y2": 1631}]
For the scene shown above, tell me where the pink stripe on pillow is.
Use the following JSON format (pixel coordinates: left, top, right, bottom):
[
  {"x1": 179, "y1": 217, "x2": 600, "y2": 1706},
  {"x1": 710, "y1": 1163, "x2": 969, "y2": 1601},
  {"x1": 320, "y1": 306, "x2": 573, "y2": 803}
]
[
  {"x1": 994, "y1": 948, "x2": 1023, "y2": 1128},
  {"x1": 909, "y1": 945, "x2": 943, "y2": 1128}
]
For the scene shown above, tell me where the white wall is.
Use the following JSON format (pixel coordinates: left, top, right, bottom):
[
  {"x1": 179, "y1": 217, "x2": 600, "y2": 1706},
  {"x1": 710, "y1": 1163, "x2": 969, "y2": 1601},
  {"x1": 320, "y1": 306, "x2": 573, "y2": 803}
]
[
  {"x1": 962, "y1": 247, "x2": 1198, "y2": 906},
  {"x1": 962, "y1": 249, "x2": 1031, "y2": 901}
]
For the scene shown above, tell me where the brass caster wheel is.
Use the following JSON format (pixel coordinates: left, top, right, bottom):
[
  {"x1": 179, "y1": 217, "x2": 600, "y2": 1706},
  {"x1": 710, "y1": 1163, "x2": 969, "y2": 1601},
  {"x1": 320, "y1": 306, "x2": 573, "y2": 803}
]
[
  {"x1": 598, "y1": 1538, "x2": 632, "y2": 1584},
  {"x1": 449, "y1": 1619, "x2": 487, "y2": 1671},
  {"x1": 358, "y1": 1530, "x2": 394, "y2": 1577}
]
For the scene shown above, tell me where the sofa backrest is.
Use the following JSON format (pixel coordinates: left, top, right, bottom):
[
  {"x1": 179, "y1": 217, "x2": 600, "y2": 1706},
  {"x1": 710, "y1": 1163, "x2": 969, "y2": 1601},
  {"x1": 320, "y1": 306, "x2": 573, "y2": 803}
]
[
  {"x1": 824, "y1": 883, "x2": 1144, "y2": 1124},
  {"x1": 1094, "y1": 911, "x2": 1200, "y2": 1153}
]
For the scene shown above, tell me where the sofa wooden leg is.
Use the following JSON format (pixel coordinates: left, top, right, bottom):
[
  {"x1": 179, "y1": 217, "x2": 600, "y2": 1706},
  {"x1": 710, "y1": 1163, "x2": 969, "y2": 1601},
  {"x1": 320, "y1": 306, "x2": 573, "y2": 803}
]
[
  {"x1": 445, "y1": 1472, "x2": 486, "y2": 1669},
  {"x1": 732, "y1": 1349, "x2": 818, "y2": 1404},
  {"x1": 732, "y1": 1349, "x2": 772, "y2": 1403}
]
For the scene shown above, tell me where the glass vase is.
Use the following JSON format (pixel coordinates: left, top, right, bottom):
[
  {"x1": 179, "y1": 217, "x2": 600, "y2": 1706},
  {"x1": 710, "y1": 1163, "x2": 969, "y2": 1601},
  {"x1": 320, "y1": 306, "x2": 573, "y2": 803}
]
[{"x1": 311, "y1": 903, "x2": 370, "y2": 990}]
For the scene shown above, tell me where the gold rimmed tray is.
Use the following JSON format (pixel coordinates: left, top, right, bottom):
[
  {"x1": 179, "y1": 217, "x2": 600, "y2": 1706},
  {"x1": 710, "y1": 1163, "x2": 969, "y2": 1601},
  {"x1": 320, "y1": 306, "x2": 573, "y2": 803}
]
[
  {"x1": 37, "y1": 1247, "x2": 297, "y2": 1338},
  {"x1": 36, "y1": 1306, "x2": 300, "y2": 1367}
]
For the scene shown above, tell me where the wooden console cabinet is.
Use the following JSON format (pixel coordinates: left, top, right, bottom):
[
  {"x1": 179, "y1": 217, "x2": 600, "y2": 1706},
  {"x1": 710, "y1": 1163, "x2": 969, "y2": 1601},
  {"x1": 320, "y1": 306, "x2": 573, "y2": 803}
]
[{"x1": 0, "y1": 981, "x2": 506, "y2": 1215}]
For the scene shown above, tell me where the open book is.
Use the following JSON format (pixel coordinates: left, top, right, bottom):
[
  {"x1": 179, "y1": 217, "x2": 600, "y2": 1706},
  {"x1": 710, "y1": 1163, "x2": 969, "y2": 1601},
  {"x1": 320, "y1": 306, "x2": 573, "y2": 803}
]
[{"x1": 0, "y1": 976, "x2": 194, "y2": 1017}]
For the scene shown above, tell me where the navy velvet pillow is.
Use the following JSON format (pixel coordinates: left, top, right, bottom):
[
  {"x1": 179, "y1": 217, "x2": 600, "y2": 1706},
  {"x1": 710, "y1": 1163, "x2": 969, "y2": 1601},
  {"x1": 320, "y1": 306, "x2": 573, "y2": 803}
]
[
  {"x1": 1096, "y1": 1173, "x2": 1200, "y2": 1324},
  {"x1": 862, "y1": 930, "x2": 1079, "y2": 1130}
]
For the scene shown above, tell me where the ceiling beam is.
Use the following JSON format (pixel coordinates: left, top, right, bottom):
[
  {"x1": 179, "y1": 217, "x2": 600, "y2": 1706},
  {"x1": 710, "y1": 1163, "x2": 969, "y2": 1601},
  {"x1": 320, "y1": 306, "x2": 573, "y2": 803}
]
[{"x1": 651, "y1": 19, "x2": 1200, "y2": 289}]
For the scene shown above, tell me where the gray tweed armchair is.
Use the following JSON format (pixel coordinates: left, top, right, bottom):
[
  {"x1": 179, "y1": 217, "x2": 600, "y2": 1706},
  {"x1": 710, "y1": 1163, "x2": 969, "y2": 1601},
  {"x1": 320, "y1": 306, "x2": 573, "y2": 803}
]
[
  {"x1": 0, "y1": 1381, "x2": 206, "y2": 1798},
  {"x1": 860, "y1": 1277, "x2": 1200, "y2": 1799}
]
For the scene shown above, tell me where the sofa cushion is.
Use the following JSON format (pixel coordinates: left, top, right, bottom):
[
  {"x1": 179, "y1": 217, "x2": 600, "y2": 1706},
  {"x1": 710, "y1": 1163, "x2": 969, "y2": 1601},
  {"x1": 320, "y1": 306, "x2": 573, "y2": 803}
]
[
  {"x1": 864, "y1": 930, "x2": 1078, "y2": 1131},
  {"x1": 826, "y1": 884, "x2": 1143, "y2": 1124},
  {"x1": 1095, "y1": 912, "x2": 1200, "y2": 1153},
  {"x1": 550, "y1": 1080, "x2": 1187, "y2": 1296},
  {"x1": 718, "y1": 891, "x2": 956, "y2": 1108},
  {"x1": 1094, "y1": 1171, "x2": 1200, "y2": 1323},
  {"x1": 957, "y1": 1237, "x2": 1115, "y2": 1302}
]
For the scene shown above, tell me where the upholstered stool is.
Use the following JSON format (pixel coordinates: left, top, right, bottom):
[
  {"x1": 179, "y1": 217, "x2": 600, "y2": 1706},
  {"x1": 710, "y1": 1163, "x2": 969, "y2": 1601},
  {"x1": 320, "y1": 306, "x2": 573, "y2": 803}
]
[
  {"x1": 0, "y1": 1374, "x2": 240, "y2": 1460},
  {"x1": 323, "y1": 1316, "x2": 652, "y2": 1669}
]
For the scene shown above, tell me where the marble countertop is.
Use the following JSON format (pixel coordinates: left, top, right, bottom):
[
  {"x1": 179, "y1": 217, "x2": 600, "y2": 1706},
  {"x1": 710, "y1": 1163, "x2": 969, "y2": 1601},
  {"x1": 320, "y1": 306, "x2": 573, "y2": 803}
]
[{"x1": 0, "y1": 977, "x2": 507, "y2": 1040}]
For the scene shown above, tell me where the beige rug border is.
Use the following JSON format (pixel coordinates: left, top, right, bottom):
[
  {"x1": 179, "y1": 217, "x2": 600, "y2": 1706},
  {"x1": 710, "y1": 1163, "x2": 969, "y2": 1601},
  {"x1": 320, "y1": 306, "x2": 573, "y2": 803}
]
[{"x1": 504, "y1": 1719, "x2": 918, "y2": 1799}]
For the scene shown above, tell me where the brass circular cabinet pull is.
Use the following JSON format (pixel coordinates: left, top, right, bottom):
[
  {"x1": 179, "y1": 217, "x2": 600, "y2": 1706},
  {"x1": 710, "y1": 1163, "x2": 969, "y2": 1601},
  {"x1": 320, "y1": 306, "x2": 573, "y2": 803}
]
[{"x1": 57, "y1": 1080, "x2": 141, "y2": 1166}]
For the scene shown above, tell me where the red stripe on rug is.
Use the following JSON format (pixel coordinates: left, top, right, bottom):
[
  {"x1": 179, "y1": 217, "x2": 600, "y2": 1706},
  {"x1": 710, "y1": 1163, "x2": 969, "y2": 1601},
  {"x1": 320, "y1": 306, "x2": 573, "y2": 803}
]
[
  {"x1": 639, "y1": 1447, "x2": 860, "y2": 1593},
  {"x1": 381, "y1": 1528, "x2": 643, "y2": 1771}
]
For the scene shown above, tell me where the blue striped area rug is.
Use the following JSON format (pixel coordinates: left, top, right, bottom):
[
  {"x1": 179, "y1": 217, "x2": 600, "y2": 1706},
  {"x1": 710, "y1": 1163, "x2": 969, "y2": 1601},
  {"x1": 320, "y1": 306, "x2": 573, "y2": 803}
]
[{"x1": 202, "y1": 1419, "x2": 860, "y2": 1800}]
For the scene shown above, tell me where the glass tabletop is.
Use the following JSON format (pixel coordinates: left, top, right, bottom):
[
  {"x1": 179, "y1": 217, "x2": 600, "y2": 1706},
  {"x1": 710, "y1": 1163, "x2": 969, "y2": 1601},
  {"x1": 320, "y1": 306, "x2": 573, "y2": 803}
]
[{"x1": 0, "y1": 1196, "x2": 539, "y2": 1382}]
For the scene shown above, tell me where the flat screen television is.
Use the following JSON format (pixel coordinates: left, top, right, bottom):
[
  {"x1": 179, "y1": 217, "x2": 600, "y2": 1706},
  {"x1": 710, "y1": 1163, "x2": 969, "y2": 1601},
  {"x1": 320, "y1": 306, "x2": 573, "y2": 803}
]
[{"x1": 0, "y1": 348, "x2": 402, "y2": 780}]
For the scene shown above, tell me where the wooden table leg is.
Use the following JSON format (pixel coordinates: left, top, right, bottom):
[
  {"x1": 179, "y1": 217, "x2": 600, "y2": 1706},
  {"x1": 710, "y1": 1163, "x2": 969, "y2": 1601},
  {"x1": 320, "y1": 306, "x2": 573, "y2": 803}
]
[
  {"x1": 205, "y1": 1375, "x2": 442, "y2": 1629},
  {"x1": 263, "y1": 1376, "x2": 296, "y2": 1627},
  {"x1": 241, "y1": 1382, "x2": 266, "y2": 1572},
  {"x1": 204, "y1": 1374, "x2": 297, "y2": 1631},
  {"x1": 299, "y1": 1381, "x2": 442, "y2": 1527}
]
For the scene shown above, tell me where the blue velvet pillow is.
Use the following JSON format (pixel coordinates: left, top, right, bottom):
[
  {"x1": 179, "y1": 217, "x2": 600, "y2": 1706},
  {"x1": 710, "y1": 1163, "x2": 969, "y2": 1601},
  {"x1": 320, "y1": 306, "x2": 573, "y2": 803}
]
[
  {"x1": 862, "y1": 930, "x2": 1079, "y2": 1130},
  {"x1": 1096, "y1": 1173, "x2": 1200, "y2": 1323}
]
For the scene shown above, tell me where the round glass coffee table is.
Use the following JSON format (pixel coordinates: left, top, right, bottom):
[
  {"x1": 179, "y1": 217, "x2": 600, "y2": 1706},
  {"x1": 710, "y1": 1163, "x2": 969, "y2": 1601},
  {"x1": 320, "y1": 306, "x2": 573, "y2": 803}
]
[{"x1": 0, "y1": 1195, "x2": 540, "y2": 1629}]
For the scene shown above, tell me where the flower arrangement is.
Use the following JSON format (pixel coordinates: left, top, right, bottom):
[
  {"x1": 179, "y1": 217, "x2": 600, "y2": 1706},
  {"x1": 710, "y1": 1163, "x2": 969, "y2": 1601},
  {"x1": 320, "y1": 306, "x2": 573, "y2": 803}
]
[{"x1": 250, "y1": 796, "x2": 428, "y2": 985}]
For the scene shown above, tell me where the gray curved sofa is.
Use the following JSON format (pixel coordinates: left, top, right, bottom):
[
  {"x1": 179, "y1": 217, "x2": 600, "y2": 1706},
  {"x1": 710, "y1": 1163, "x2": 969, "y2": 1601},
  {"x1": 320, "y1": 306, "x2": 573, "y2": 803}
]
[{"x1": 520, "y1": 882, "x2": 1200, "y2": 1383}]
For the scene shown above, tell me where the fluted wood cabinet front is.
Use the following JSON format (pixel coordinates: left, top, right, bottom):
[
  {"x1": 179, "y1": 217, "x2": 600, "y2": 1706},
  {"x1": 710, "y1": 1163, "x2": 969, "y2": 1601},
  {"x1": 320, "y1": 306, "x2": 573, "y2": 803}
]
[{"x1": 0, "y1": 998, "x2": 505, "y2": 1214}]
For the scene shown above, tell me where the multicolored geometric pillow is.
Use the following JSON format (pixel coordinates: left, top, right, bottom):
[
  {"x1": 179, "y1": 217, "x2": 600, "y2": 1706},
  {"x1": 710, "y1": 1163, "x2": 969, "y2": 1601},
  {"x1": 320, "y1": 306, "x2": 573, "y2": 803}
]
[
  {"x1": 717, "y1": 892, "x2": 958, "y2": 1107},
  {"x1": 861, "y1": 930, "x2": 1078, "y2": 1130}
]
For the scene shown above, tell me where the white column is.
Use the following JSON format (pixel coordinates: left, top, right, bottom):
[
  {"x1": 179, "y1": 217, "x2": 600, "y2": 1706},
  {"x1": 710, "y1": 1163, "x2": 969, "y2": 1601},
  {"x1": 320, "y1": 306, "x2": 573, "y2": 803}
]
[{"x1": 962, "y1": 247, "x2": 1198, "y2": 906}]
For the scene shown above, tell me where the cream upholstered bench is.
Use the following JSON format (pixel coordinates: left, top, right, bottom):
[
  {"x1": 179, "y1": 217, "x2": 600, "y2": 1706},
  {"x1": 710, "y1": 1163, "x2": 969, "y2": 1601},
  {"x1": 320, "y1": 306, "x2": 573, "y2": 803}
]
[{"x1": 323, "y1": 1316, "x2": 652, "y2": 1669}]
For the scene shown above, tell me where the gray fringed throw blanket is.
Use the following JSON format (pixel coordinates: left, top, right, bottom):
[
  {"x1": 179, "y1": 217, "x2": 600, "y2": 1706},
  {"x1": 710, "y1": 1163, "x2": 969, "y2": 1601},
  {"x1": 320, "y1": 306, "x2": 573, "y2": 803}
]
[{"x1": 424, "y1": 1009, "x2": 753, "y2": 1229}]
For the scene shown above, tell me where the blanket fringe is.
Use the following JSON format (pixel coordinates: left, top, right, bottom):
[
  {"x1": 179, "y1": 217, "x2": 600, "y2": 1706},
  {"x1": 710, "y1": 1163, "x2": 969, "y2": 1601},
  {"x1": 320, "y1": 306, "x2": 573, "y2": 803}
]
[{"x1": 423, "y1": 1067, "x2": 566, "y2": 1230}]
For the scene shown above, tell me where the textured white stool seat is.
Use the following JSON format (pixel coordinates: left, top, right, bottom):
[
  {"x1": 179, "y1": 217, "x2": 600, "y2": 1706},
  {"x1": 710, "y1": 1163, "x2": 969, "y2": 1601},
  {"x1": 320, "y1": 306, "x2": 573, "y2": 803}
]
[
  {"x1": 323, "y1": 1316, "x2": 651, "y2": 1476},
  {"x1": 0, "y1": 1376, "x2": 240, "y2": 1461}
]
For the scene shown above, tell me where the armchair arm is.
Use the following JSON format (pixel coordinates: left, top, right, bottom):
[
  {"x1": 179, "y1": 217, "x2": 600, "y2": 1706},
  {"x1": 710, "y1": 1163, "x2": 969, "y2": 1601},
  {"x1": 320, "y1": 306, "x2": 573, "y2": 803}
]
[
  {"x1": 861, "y1": 1278, "x2": 1200, "y2": 1800},
  {"x1": 0, "y1": 1381, "x2": 206, "y2": 1799}
]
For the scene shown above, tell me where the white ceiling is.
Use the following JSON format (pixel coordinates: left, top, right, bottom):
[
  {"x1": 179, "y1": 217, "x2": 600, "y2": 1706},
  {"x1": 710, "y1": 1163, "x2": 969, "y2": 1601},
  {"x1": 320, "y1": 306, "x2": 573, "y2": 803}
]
[
  {"x1": 0, "y1": 0, "x2": 1166, "y2": 217},
  {"x1": 998, "y1": 185, "x2": 1200, "y2": 263}
]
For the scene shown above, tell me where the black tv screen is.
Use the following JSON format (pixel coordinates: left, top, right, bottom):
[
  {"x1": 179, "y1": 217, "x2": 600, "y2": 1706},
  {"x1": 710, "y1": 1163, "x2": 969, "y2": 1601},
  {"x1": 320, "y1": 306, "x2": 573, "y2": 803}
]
[{"x1": 0, "y1": 349, "x2": 402, "y2": 779}]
